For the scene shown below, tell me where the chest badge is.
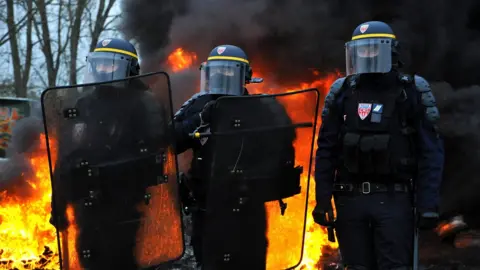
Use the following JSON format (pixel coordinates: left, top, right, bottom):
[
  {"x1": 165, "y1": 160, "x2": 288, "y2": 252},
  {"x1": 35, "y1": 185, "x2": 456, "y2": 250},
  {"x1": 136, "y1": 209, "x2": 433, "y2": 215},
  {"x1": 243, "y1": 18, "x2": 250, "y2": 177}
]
[{"x1": 357, "y1": 103, "x2": 372, "y2": 120}]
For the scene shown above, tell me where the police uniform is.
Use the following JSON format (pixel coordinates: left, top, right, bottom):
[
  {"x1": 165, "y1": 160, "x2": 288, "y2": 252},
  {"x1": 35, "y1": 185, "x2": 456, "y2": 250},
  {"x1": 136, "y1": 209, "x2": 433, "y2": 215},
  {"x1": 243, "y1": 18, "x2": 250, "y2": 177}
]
[
  {"x1": 172, "y1": 45, "x2": 264, "y2": 269},
  {"x1": 313, "y1": 21, "x2": 444, "y2": 270},
  {"x1": 50, "y1": 38, "x2": 166, "y2": 270}
]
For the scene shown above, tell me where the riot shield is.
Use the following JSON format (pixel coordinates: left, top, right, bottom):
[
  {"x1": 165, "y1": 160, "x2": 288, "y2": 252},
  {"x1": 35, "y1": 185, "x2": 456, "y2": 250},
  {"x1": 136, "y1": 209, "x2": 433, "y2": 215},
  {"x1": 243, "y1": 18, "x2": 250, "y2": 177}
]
[
  {"x1": 41, "y1": 71, "x2": 184, "y2": 269},
  {"x1": 198, "y1": 88, "x2": 320, "y2": 270}
]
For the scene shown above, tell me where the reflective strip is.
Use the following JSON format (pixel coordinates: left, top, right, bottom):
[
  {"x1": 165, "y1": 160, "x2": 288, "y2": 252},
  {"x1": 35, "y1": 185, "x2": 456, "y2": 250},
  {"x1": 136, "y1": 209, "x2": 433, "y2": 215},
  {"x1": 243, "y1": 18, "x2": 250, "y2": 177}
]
[
  {"x1": 351, "y1": 33, "x2": 396, "y2": 40},
  {"x1": 207, "y1": 56, "x2": 249, "y2": 64},
  {"x1": 94, "y1": 48, "x2": 138, "y2": 59}
]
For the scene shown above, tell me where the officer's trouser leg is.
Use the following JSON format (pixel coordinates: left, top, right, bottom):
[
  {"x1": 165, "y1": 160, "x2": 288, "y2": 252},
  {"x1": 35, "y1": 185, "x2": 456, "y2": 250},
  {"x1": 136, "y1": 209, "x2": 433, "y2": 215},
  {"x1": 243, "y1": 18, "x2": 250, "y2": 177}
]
[
  {"x1": 371, "y1": 193, "x2": 413, "y2": 270},
  {"x1": 335, "y1": 194, "x2": 377, "y2": 270}
]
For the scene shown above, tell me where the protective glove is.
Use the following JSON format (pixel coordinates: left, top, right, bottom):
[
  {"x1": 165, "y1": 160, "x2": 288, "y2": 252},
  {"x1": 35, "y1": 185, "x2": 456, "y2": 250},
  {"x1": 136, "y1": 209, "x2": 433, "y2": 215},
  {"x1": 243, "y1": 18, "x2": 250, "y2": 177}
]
[
  {"x1": 417, "y1": 210, "x2": 440, "y2": 230},
  {"x1": 199, "y1": 100, "x2": 216, "y2": 124},
  {"x1": 312, "y1": 202, "x2": 335, "y2": 227}
]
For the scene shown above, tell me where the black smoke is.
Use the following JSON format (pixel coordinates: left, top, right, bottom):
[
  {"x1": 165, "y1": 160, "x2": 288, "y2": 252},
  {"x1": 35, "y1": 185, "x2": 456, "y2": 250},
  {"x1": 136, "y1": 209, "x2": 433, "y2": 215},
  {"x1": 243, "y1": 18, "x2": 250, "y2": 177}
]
[
  {"x1": 0, "y1": 110, "x2": 45, "y2": 198},
  {"x1": 121, "y1": 0, "x2": 480, "y2": 225}
]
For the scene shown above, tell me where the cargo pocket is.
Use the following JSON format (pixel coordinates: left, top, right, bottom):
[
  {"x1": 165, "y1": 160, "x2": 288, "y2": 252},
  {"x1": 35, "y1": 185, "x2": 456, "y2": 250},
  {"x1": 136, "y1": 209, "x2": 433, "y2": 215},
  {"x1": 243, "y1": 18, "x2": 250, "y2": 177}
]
[
  {"x1": 359, "y1": 136, "x2": 375, "y2": 174},
  {"x1": 373, "y1": 134, "x2": 391, "y2": 174},
  {"x1": 343, "y1": 133, "x2": 361, "y2": 173}
]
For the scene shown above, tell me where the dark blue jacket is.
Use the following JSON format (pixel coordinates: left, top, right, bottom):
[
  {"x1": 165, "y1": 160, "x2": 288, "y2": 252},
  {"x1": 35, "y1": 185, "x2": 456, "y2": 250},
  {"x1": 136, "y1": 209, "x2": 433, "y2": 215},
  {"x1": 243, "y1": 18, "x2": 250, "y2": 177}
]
[{"x1": 315, "y1": 74, "x2": 444, "y2": 211}]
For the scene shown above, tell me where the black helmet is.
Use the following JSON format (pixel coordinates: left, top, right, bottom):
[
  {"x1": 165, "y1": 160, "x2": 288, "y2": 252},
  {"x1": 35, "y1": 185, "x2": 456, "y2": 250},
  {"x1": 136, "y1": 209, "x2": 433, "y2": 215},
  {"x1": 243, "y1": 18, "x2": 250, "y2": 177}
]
[
  {"x1": 84, "y1": 38, "x2": 140, "y2": 83},
  {"x1": 345, "y1": 21, "x2": 400, "y2": 76},
  {"x1": 199, "y1": 45, "x2": 263, "y2": 96}
]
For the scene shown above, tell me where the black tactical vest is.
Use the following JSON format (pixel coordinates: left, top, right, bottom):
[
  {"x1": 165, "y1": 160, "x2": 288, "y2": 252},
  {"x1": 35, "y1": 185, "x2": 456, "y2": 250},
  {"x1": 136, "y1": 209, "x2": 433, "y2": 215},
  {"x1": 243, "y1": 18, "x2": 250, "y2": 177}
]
[{"x1": 340, "y1": 74, "x2": 417, "y2": 181}]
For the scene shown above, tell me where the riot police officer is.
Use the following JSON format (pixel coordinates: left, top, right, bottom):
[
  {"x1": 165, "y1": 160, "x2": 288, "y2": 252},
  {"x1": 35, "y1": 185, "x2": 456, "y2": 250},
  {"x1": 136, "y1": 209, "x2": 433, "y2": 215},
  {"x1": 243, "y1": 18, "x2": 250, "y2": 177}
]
[
  {"x1": 173, "y1": 44, "x2": 263, "y2": 268},
  {"x1": 49, "y1": 38, "x2": 167, "y2": 269},
  {"x1": 312, "y1": 21, "x2": 444, "y2": 269}
]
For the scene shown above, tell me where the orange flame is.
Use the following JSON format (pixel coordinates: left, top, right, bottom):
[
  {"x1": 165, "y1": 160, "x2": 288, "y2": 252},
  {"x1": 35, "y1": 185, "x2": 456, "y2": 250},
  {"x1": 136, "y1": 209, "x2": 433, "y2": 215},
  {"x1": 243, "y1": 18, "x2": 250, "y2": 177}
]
[
  {"x1": 0, "y1": 134, "x2": 59, "y2": 269},
  {"x1": 249, "y1": 71, "x2": 341, "y2": 269},
  {"x1": 167, "y1": 48, "x2": 198, "y2": 72}
]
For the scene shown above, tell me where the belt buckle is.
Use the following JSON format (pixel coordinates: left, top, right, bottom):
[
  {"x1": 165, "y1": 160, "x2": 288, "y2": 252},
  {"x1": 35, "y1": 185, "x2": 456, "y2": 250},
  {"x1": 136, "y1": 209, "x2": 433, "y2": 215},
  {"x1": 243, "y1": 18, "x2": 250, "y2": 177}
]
[{"x1": 361, "y1": 182, "x2": 371, "y2": 194}]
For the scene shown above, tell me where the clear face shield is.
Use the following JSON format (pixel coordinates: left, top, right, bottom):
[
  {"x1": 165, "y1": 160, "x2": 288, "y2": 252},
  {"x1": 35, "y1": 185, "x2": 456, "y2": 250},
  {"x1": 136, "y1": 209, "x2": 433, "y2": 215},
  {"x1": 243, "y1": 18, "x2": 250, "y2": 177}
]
[
  {"x1": 199, "y1": 61, "x2": 246, "y2": 96},
  {"x1": 345, "y1": 38, "x2": 393, "y2": 76},
  {"x1": 83, "y1": 51, "x2": 132, "y2": 84}
]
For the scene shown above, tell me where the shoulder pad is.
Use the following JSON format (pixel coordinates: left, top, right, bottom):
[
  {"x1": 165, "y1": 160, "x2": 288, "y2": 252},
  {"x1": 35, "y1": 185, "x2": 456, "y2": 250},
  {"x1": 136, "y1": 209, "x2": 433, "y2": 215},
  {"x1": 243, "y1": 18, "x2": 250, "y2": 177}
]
[
  {"x1": 346, "y1": 75, "x2": 358, "y2": 88},
  {"x1": 414, "y1": 75, "x2": 431, "y2": 92},
  {"x1": 322, "y1": 77, "x2": 346, "y2": 117},
  {"x1": 414, "y1": 75, "x2": 440, "y2": 122},
  {"x1": 174, "y1": 93, "x2": 203, "y2": 120}
]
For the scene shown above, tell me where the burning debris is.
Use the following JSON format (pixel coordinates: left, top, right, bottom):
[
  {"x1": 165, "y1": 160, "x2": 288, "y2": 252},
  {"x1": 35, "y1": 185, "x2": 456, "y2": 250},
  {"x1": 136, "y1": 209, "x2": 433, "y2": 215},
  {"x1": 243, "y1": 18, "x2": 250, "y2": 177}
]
[{"x1": 0, "y1": 116, "x2": 59, "y2": 269}]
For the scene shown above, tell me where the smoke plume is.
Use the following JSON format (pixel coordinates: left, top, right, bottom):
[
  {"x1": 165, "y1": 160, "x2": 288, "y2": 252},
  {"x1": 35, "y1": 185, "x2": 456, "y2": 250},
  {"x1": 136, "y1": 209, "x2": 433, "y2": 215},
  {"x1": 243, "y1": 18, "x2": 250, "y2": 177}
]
[
  {"x1": 121, "y1": 0, "x2": 480, "y2": 224},
  {"x1": 0, "y1": 108, "x2": 45, "y2": 198}
]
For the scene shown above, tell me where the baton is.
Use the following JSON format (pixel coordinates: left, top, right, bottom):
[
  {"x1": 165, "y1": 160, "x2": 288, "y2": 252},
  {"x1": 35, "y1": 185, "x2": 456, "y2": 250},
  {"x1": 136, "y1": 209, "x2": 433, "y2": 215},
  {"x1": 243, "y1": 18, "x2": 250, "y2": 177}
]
[
  {"x1": 411, "y1": 179, "x2": 419, "y2": 270},
  {"x1": 189, "y1": 122, "x2": 313, "y2": 139}
]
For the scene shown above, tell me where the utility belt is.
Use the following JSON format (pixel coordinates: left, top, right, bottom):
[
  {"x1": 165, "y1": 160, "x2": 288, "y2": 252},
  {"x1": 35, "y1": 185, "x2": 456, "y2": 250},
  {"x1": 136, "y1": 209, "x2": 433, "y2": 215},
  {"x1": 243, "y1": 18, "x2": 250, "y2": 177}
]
[{"x1": 333, "y1": 182, "x2": 410, "y2": 195}]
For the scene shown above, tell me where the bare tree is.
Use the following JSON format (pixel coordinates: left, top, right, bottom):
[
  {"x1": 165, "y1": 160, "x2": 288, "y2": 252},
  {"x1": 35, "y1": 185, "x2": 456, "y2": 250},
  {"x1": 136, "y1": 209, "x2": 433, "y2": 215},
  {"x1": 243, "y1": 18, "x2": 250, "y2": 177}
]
[
  {"x1": 5, "y1": 0, "x2": 35, "y2": 97},
  {"x1": 67, "y1": 0, "x2": 88, "y2": 85},
  {"x1": 1, "y1": 0, "x2": 121, "y2": 93},
  {"x1": 86, "y1": 0, "x2": 118, "y2": 52},
  {"x1": 33, "y1": 0, "x2": 72, "y2": 87}
]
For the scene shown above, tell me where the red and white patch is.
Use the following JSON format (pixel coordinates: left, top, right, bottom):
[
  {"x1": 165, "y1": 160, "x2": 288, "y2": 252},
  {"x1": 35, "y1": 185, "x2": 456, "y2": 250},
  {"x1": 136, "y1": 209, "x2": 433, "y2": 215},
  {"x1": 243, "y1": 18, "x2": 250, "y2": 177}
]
[
  {"x1": 101, "y1": 39, "x2": 112, "y2": 47},
  {"x1": 359, "y1": 24, "x2": 369, "y2": 33},
  {"x1": 358, "y1": 103, "x2": 372, "y2": 120},
  {"x1": 216, "y1": 46, "x2": 226, "y2": 54}
]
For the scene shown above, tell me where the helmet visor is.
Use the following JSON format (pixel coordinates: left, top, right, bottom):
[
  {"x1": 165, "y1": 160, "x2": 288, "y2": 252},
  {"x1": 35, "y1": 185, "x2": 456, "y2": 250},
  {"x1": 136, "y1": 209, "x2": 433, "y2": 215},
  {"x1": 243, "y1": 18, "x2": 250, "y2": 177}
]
[
  {"x1": 345, "y1": 38, "x2": 392, "y2": 76},
  {"x1": 200, "y1": 60, "x2": 246, "y2": 96},
  {"x1": 83, "y1": 52, "x2": 131, "y2": 84}
]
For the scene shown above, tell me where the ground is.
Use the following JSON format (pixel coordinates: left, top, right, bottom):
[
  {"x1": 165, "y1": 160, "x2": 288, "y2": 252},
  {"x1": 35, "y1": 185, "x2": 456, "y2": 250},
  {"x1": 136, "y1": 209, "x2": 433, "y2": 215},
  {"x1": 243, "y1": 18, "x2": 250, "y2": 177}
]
[{"x1": 165, "y1": 214, "x2": 480, "y2": 270}]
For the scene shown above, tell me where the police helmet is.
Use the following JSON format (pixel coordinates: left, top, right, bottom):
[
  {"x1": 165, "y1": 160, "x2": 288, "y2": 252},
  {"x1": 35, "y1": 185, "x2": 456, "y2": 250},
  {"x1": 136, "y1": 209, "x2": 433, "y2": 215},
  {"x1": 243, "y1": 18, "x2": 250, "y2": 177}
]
[
  {"x1": 345, "y1": 21, "x2": 399, "y2": 76},
  {"x1": 84, "y1": 38, "x2": 140, "y2": 83},
  {"x1": 199, "y1": 45, "x2": 263, "y2": 96}
]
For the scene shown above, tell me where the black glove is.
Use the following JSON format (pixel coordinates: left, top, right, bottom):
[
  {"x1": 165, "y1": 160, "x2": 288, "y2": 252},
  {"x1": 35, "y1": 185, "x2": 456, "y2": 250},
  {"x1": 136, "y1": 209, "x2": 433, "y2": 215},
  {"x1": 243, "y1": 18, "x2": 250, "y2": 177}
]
[
  {"x1": 199, "y1": 100, "x2": 216, "y2": 124},
  {"x1": 312, "y1": 203, "x2": 335, "y2": 227},
  {"x1": 418, "y1": 210, "x2": 440, "y2": 230}
]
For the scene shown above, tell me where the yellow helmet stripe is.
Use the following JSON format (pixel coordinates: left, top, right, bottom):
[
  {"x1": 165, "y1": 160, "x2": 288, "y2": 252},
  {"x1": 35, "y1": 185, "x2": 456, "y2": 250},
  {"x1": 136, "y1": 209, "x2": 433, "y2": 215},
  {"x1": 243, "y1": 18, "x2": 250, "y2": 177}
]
[
  {"x1": 94, "y1": 48, "x2": 138, "y2": 59},
  {"x1": 351, "y1": 33, "x2": 396, "y2": 40},
  {"x1": 207, "y1": 56, "x2": 249, "y2": 64}
]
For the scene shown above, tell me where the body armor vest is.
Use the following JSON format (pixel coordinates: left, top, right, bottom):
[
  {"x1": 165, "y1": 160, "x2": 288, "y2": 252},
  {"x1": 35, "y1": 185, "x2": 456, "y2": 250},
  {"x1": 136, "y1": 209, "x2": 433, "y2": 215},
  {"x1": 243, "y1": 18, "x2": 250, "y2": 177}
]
[{"x1": 340, "y1": 76, "x2": 417, "y2": 181}]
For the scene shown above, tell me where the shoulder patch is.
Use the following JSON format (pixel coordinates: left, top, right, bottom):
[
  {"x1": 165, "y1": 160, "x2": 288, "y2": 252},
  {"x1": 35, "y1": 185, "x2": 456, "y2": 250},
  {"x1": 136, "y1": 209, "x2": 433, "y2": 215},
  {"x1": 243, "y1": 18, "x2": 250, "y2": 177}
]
[
  {"x1": 322, "y1": 77, "x2": 346, "y2": 117},
  {"x1": 414, "y1": 75, "x2": 439, "y2": 122}
]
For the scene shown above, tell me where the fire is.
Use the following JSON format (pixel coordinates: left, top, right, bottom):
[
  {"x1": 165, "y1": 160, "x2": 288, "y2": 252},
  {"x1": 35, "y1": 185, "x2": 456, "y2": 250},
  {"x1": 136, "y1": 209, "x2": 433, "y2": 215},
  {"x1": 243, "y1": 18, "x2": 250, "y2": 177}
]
[
  {"x1": 0, "y1": 134, "x2": 59, "y2": 269},
  {"x1": 249, "y1": 72, "x2": 340, "y2": 269},
  {"x1": 167, "y1": 48, "x2": 198, "y2": 72},
  {"x1": 167, "y1": 47, "x2": 343, "y2": 269}
]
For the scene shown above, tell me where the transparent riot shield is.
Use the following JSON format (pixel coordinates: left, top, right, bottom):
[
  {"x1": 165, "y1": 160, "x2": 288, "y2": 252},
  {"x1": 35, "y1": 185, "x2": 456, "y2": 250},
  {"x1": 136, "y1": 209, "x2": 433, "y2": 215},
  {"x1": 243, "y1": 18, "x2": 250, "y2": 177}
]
[
  {"x1": 41, "y1": 71, "x2": 184, "y2": 269},
  {"x1": 195, "y1": 88, "x2": 320, "y2": 270}
]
